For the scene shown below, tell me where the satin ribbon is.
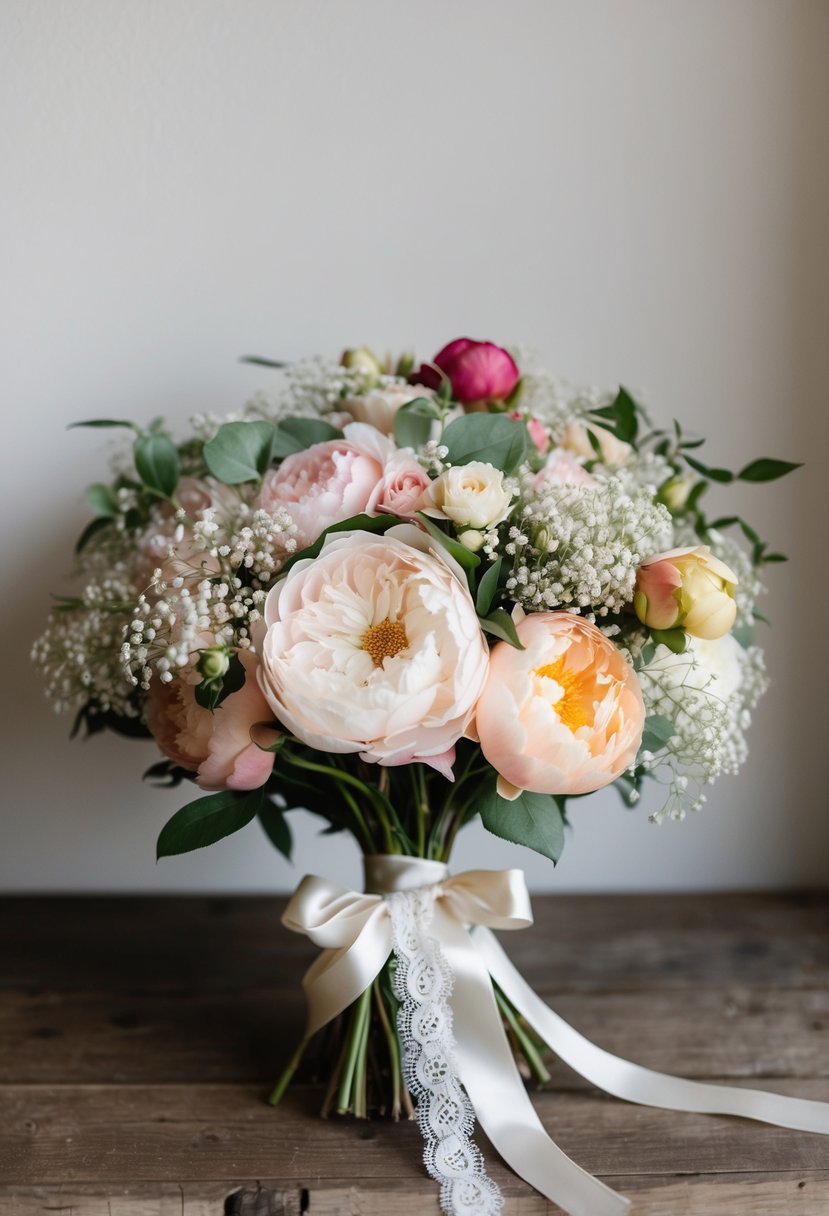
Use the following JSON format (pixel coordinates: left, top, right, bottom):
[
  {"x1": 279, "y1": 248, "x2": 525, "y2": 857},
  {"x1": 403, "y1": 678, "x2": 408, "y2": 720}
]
[{"x1": 282, "y1": 857, "x2": 829, "y2": 1216}]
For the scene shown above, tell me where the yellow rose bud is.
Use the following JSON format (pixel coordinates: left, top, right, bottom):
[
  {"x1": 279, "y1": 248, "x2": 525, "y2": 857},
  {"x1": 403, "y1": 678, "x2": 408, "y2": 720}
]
[{"x1": 635, "y1": 546, "x2": 738, "y2": 641}]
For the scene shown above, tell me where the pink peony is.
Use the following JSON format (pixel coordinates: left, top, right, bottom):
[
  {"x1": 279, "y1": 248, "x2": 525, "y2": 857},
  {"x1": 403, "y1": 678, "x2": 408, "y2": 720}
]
[
  {"x1": 145, "y1": 652, "x2": 277, "y2": 791},
  {"x1": 474, "y1": 611, "x2": 645, "y2": 799},
  {"x1": 414, "y1": 338, "x2": 520, "y2": 406},
  {"x1": 256, "y1": 437, "x2": 384, "y2": 550}
]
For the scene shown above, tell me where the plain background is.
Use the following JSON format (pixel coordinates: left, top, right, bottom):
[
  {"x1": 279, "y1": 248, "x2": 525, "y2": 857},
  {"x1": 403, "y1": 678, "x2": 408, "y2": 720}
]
[{"x1": 1, "y1": 0, "x2": 827, "y2": 894}]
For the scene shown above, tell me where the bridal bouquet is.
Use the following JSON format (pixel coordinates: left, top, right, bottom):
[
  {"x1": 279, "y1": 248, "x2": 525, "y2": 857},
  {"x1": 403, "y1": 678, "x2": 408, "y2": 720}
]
[{"x1": 34, "y1": 337, "x2": 807, "y2": 1216}]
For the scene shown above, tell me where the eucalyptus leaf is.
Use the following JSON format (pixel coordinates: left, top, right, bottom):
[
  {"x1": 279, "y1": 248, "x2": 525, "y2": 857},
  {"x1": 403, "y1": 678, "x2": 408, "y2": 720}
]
[
  {"x1": 441, "y1": 413, "x2": 528, "y2": 474},
  {"x1": 393, "y1": 397, "x2": 440, "y2": 450},
  {"x1": 639, "y1": 713, "x2": 675, "y2": 755},
  {"x1": 85, "y1": 483, "x2": 118, "y2": 517},
  {"x1": 156, "y1": 788, "x2": 264, "y2": 858},
  {"x1": 203, "y1": 420, "x2": 276, "y2": 484},
  {"x1": 480, "y1": 784, "x2": 565, "y2": 864},
  {"x1": 133, "y1": 433, "x2": 180, "y2": 497},
  {"x1": 271, "y1": 417, "x2": 342, "y2": 458}
]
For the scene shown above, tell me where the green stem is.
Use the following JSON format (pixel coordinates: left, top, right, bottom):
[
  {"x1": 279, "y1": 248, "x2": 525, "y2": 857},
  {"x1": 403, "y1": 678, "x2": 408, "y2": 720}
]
[
  {"x1": 281, "y1": 752, "x2": 377, "y2": 851},
  {"x1": 267, "y1": 1035, "x2": 311, "y2": 1106},
  {"x1": 494, "y1": 986, "x2": 551, "y2": 1086},
  {"x1": 373, "y1": 979, "x2": 403, "y2": 1119},
  {"x1": 335, "y1": 986, "x2": 372, "y2": 1115}
]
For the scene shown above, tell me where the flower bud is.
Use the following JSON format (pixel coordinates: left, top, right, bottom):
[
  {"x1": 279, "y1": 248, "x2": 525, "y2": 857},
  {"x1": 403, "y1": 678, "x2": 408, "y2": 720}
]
[
  {"x1": 198, "y1": 647, "x2": 231, "y2": 681},
  {"x1": 411, "y1": 338, "x2": 520, "y2": 407},
  {"x1": 395, "y1": 350, "x2": 416, "y2": 379},
  {"x1": 657, "y1": 474, "x2": 695, "y2": 512},
  {"x1": 634, "y1": 546, "x2": 738, "y2": 640},
  {"x1": 458, "y1": 529, "x2": 485, "y2": 552},
  {"x1": 341, "y1": 346, "x2": 383, "y2": 386}
]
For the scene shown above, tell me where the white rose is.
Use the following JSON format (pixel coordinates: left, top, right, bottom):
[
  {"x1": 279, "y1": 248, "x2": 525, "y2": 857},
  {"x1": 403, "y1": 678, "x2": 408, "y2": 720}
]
[
  {"x1": 421, "y1": 462, "x2": 513, "y2": 530},
  {"x1": 341, "y1": 385, "x2": 433, "y2": 436},
  {"x1": 255, "y1": 524, "x2": 489, "y2": 776}
]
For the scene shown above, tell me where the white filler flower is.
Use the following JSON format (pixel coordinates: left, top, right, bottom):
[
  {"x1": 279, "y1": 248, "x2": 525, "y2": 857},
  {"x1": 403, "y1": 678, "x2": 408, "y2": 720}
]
[{"x1": 256, "y1": 524, "x2": 489, "y2": 776}]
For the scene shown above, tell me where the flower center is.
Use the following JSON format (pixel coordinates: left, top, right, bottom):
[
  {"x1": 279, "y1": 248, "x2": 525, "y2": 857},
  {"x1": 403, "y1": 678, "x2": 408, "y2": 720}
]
[
  {"x1": 361, "y1": 618, "x2": 409, "y2": 668},
  {"x1": 535, "y1": 655, "x2": 593, "y2": 733}
]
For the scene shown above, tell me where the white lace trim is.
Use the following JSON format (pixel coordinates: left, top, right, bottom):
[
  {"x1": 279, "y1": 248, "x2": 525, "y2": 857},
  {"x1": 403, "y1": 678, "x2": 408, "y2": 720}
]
[{"x1": 388, "y1": 887, "x2": 504, "y2": 1216}]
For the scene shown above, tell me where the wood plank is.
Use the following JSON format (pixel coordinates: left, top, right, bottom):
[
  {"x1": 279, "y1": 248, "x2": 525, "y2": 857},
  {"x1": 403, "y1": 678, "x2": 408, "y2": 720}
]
[
  {"x1": 3, "y1": 893, "x2": 827, "y2": 993},
  {"x1": 1, "y1": 984, "x2": 827, "y2": 1085},
  {"x1": 4, "y1": 1081, "x2": 829, "y2": 1186}
]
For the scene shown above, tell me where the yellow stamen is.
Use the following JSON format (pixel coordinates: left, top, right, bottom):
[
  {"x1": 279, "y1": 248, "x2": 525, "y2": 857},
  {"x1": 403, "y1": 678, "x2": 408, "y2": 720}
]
[
  {"x1": 535, "y1": 655, "x2": 593, "y2": 733},
  {"x1": 362, "y1": 618, "x2": 409, "y2": 668}
]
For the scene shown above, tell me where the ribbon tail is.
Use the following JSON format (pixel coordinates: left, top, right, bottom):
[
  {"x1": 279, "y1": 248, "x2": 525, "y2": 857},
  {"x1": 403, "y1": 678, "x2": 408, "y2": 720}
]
[
  {"x1": 433, "y1": 905, "x2": 631, "y2": 1216},
  {"x1": 475, "y1": 925, "x2": 829, "y2": 1136}
]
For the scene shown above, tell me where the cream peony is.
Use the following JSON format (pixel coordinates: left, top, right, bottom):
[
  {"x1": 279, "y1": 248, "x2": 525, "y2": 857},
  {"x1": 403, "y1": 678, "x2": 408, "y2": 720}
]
[
  {"x1": 559, "y1": 420, "x2": 632, "y2": 468},
  {"x1": 421, "y1": 462, "x2": 513, "y2": 530},
  {"x1": 255, "y1": 525, "x2": 489, "y2": 776},
  {"x1": 342, "y1": 385, "x2": 434, "y2": 436},
  {"x1": 474, "y1": 611, "x2": 645, "y2": 798}
]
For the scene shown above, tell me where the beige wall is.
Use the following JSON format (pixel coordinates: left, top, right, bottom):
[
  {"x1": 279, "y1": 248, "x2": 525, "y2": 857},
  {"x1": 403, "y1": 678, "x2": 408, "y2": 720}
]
[{"x1": 2, "y1": 0, "x2": 827, "y2": 892}]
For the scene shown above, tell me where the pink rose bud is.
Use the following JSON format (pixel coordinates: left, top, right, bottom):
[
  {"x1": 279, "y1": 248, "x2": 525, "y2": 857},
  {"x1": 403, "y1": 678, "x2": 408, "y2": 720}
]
[
  {"x1": 412, "y1": 338, "x2": 520, "y2": 406},
  {"x1": 634, "y1": 546, "x2": 739, "y2": 640}
]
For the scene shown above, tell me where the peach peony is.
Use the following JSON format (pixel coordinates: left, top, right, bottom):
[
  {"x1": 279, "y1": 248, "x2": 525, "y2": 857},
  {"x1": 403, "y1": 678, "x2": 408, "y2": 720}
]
[
  {"x1": 474, "y1": 611, "x2": 645, "y2": 799},
  {"x1": 255, "y1": 524, "x2": 489, "y2": 776},
  {"x1": 145, "y1": 652, "x2": 277, "y2": 791}
]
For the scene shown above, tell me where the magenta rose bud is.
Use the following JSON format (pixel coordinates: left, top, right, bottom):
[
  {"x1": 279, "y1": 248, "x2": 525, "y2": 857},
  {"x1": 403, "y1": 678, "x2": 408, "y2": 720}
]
[{"x1": 413, "y1": 338, "x2": 520, "y2": 407}]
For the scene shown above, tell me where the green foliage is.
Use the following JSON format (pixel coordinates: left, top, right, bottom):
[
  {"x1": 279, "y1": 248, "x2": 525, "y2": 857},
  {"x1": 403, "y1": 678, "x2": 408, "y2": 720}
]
[
  {"x1": 133, "y1": 432, "x2": 180, "y2": 498},
  {"x1": 440, "y1": 413, "x2": 528, "y2": 474},
  {"x1": 85, "y1": 483, "x2": 119, "y2": 517},
  {"x1": 738, "y1": 457, "x2": 802, "y2": 483},
  {"x1": 280, "y1": 513, "x2": 398, "y2": 573},
  {"x1": 393, "y1": 397, "x2": 441, "y2": 449},
  {"x1": 650, "y1": 627, "x2": 687, "y2": 654},
  {"x1": 271, "y1": 417, "x2": 342, "y2": 458},
  {"x1": 156, "y1": 787, "x2": 264, "y2": 858},
  {"x1": 480, "y1": 782, "x2": 566, "y2": 864},
  {"x1": 479, "y1": 608, "x2": 524, "y2": 649},
  {"x1": 475, "y1": 557, "x2": 503, "y2": 616},
  {"x1": 203, "y1": 420, "x2": 276, "y2": 484},
  {"x1": 588, "y1": 386, "x2": 641, "y2": 444},
  {"x1": 639, "y1": 714, "x2": 675, "y2": 756},
  {"x1": 416, "y1": 512, "x2": 481, "y2": 574},
  {"x1": 258, "y1": 802, "x2": 293, "y2": 858},
  {"x1": 69, "y1": 419, "x2": 139, "y2": 430},
  {"x1": 74, "y1": 516, "x2": 112, "y2": 554}
]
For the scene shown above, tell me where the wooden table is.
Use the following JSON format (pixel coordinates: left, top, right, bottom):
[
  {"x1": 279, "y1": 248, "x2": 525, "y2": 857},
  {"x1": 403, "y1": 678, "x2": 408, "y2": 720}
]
[{"x1": 1, "y1": 893, "x2": 828, "y2": 1215}]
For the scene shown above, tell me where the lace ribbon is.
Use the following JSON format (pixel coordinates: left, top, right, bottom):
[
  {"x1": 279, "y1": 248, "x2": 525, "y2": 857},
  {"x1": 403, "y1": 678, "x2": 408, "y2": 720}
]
[
  {"x1": 282, "y1": 857, "x2": 829, "y2": 1216},
  {"x1": 388, "y1": 884, "x2": 503, "y2": 1216}
]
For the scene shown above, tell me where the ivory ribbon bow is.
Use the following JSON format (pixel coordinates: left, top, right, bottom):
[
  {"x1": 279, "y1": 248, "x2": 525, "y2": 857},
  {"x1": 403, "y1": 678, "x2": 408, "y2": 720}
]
[{"x1": 283, "y1": 857, "x2": 829, "y2": 1216}]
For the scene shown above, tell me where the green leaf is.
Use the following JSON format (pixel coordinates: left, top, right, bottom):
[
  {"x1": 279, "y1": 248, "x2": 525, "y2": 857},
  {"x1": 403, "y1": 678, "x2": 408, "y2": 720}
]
[
  {"x1": 258, "y1": 802, "x2": 293, "y2": 858},
  {"x1": 85, "y1": 482, "x2": 118, "y2": 517},
  {"x1": 650, "y1": 627, "x2": 688, "y2": 654},
  {"x1": 441, "y1": 413, "x2": 528, "y2": 474},
  {"x1": 133, "y1": 433, "x2": 180, "y2": 497},
  {"x1": 480, "y1": 783, "x2": 565, "y2": 865},
  {"x1": 475, "y1": 557, "x2": 503, "y2": 616},
  {"x1": 239, "y1": 354, "x2": 288, "y2": 368},
  {"x1": 479, "y1": 608, "x2": 525, "y2": 649},
  {"x1": 588, "y1": 386, "x2": 640, "y2": 444},
  {"x1": 69, "y1": 418, "x2": 138, "y2": 430},
  {"x1": 393, "y1": 397, "x2": 440, "y2": 450},
  {"x1": 280, "y1": 513, "x2": 398, "y2": 574},
  {"x1": 271, "y1": 417, "x2": 342, "y2": 458},
  {"x1": 156, "y1": 788, "x2": 264, "y2": 859},
  {"x1": 74, "y1": 516, "x2": 112, "y2": 554},
  {"x1": 639, "y1": 713, "x2": 675, "y2": 755},
  {"x1": 738, "y1": 457, "x2": 802, "y2": 483},
  {"x1": 416, "y1": 512, "x2": 481, "y2": 572},
  {"x1": 683, "y1": 454, "x2": 734, "y2": 483},
  {"x1": 203, "y1": 420, "x2": 276, "y2": 484},
  {"x1": 761, "y1": 552, "x2": 788, "y2": 563},
  {"x1": 732, "y1": 622, "x2": 755, "y2": 649}
]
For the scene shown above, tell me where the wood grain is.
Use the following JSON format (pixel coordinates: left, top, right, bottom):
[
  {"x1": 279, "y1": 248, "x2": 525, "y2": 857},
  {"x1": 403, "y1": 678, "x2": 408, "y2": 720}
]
[{"x1": 1, "y1": 893, "x2": 827, "y2": 1215}]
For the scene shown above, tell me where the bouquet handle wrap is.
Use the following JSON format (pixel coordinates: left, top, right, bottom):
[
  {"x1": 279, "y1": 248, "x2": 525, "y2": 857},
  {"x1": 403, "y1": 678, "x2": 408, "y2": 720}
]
[{"x1": 283, "y1": 858, "x2": 829, "y2": 1216}]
